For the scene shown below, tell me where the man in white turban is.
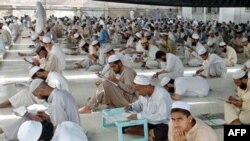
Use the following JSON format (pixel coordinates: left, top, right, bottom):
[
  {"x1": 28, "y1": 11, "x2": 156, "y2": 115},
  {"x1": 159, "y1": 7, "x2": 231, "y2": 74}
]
[{"x1": 224, "y1": 70, "x2": 250, "y2": 125}]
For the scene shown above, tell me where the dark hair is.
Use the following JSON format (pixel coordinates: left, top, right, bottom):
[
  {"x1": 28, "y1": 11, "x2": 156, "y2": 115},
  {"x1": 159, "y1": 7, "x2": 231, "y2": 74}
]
[
  {"x1": 155, "y1": 51, "x2": 166, "y2": 59},
  {"x1": 38, "y1": 120, "x2": 54, "y2": 141},
  {"x1": 36, "y1": 46, "x2": 47, "y2": 54},
  {"x1": 169, "y1": 79, "x2": 175, "y2": 84},
  {"x1": 171, "y1": 108, "x2": 191, "y2": 117}
]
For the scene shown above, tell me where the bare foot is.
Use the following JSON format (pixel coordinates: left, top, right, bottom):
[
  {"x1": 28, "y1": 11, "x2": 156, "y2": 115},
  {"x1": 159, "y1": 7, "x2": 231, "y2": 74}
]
[
  {"x1": 78, "y1": 106, "x2": 92, "y2": 114},
  {"x1": 0, "y1": 127, "x2": 4, "y2": 134},
  {"x1": 0, "y1": 100, "x2": 12, "y2": 108},
  {"x1": 230, "y1": 119, "x2": 242, "y2": 125}
]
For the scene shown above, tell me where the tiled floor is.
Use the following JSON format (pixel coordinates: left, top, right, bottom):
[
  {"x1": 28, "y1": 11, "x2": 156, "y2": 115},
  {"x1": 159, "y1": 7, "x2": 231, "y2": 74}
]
[{"x1": 0, "y1": 37, "x2": 243, "y2": 141}]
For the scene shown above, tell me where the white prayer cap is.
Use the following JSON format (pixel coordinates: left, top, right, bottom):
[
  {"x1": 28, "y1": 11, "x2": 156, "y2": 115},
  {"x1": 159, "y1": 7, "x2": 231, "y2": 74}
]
[
  {"x1": 31, "y1": 34, "x2": 38, "y2": 41},
  {"x1": 29, "y1": 79, "x2": 44, "y2": 93},
  {"x1": 0, "y1": 19, "x2": 4, "y2": 24},
  {"x1": 57, "y1": 121, "x2": 88, "y2": 141},
  {"x1": 109, "y1": 27, "x2": 114, "y2": 30},
  {"x1": 219, "y1": 42, "x2": 226, "y2": 47},
  {"x1": 144, "y1": 32, "x2": 151, "y2": 37},
  {"x1": 78, "y1": 40, "x2": 86, "y2": 48},
  {"x1": 245, "y1": 61, "x2": 250, "y2": 68},
  {"x1": 207, "y1": 40, "x2": 214, "y2": 47},
  {"x1": 103, "y1": 45, "x2": 113, "y2": 53},
  {"x1": 108, "y1": 54, "x2": 120, "y2": 63},
  {"x1": 134, "y1": 75, "x2": 151, "y2": 85},
  {"x1": 242, "y1": 37, "x2": 248, "y2": 42},
  {"x1": 18, "y1": 121, "x2": 42, "y2": 141},
  {"x1": 192, "y1": 33, "x2": 199, "y2": 40},
  {"x1": 42, "y1": 36, "x2": 51, "y2": 44},
  {"x1": 232, "y1": 70, "x2": 246, "y2": 79},
  {"x1": 171, "y1": 101, "x2": 190, "y2": 112},
  {"x1": 160, "y1": 32, "x2": 168, "y2": 36},
  {"x1": 198, "y1": 47, "x2": 207, "y2": 55},
  {"x1": 161, "y1": 77, "x2": 171, "y2": 86},
  {"x1": 29, "y1": 66, "x2": 42, "y2": 78},
  {"x1": 135, "y1": 32, "x2": 142, "y2": 39},
  {"x1": 73, "y1": 33, "x2": 80, "y2": 39},
  {"x1": 91, "y1": 40, "x2": 99, "y2": 46}
]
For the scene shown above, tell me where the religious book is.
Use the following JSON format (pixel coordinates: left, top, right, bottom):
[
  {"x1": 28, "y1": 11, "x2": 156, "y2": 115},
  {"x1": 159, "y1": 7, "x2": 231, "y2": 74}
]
[
  {"x1": 13, "y1": 106, "x2": 27, "y2": 117},
  {"x1": 24, "y1": 57, "x2": 35, "y2": 65},
  {"x1": 95, "y1": 72, "x2": 118, "y2": 87}
]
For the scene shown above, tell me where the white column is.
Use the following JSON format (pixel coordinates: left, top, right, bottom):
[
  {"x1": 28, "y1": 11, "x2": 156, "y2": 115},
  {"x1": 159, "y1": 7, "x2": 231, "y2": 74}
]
[
  {"x1": 219, "y1": 8, "x2": 235, "y2": 23},
  {"x1": 182, "y1": 7, "x2": 192, "y2": 20}
]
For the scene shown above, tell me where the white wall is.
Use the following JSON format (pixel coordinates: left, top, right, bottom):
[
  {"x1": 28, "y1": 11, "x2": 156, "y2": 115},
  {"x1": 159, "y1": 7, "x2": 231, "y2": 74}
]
[
  {"x1": 182, "y1": 7, "x2": 192, "y2": 20},
  {"x1": 219, "y1": 8, "x2": 235, "y2": 23}
]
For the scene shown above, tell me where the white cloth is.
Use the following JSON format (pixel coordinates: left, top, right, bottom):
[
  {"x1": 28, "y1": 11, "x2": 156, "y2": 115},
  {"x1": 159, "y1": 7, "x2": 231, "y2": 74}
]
[
  {"x1": 52, "y1": 121, "x2": 88, "y2": 141},
  {"x1": 174, "y1": 76, "x2": 210, "y2": 97},
  {"x1": 201, "y1": 53, "x2": 227, "y2": 78},
  {"x1": 159, "y1": 53, "x2": 184, "y2": 79},
  {"x1": 46, "y1": 72, "x2": 70, "y2": 92},
  {"x1": 35, "y1": 1, "x2": 46, "y2": 34},
  {"x1": 222, "y1": 46, "x2": 237, "y2": 67},
  {"x1": 132, "y1": 86, "x2": 173, "y2": 124},
  {"x1": 50, "y1": 44, "x2": 66, "y2": 70},
  {"x1": 48, "y1": 89, "x2": 80, "y2": 126}
]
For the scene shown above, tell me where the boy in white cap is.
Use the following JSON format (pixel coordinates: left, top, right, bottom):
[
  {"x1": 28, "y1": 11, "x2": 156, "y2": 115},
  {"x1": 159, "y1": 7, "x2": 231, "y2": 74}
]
[
  {"x1": 153, "y1": 50, "x2": 184, "y2": 80},
  {"x1": 124, "y1": 75, "x2": 172, "y2": 141},
  {"x1": 224, "y1": 70, "x2": 250, "y2": 125},
  {"x1": 79, "y1": 54, "x2": 137, "y2": 113},
  {"x1": 42, "y1": 36, "x2": 66, "y2": 71},
  {"x1": 168, "y1": 101, "x2": 217, "y2": 141},
  {"x1": 35, "y1": 46, "x2": 62, "y2": 73},
  {"x1": 218, "y1": 41, "x2": 237, "y2": 67},
  {"x1": 74, "y1": 40, "x2": 104, "y2": 72},
  {"x1": 161, "y1": 76, "x2": 209, "y2": 100},
  {"x1": 195, "y1": 47, "x2": 227, "y2": 78},
  {"x1": 242, "y1": 37, "x2": 250, "y2": 59}
]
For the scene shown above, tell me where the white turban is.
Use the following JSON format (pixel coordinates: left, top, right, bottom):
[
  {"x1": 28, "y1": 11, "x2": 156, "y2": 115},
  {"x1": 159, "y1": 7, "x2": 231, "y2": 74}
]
[
  {"x1": 192, "y1": 33, "x2": 199, "y2": 40},
  {"x1": 42, "y1": 36, "x2": 51, "y2": 44},
  {"x1": 29, "y1": 66, "x2": 42, "y2": 78},
  {"x1": 18, "y1": 121, "x2": 42, "y2": 141},
  {"x1": 219, "y1": 42, "x2": 226, "y2": 47},
  {"x1": 161, "y1": 77, "x2": 171, "y2": 86},
  {"x1": 134, "y1": 75, "x2": 151, "y2": 85},
  {"x1": 29, "y1": 79, "x2": 43, "y2": 93},
  {"x1": 91, "y1": 40, "x2": 99, "y2": 46},
  {"x1": 172, "y1": 101, "x2": 190, "y2": 112},
  {"x1": 232, "y1": 70, "x2": 246, "y2": 79},
  {"x1": 198, "y1": 47, "x2": 207, "y2": 55},
  {"x1": 108, "y1": 54, "x2": 120, "y2": 63}
]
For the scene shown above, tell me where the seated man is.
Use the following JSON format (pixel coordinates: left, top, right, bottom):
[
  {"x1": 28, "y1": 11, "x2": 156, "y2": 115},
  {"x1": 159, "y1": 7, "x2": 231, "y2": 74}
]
[
  {"x1": 79, "y1": 55, "x2": 137, "y2": 113},
  {"x1": 161, "y1": 76, "x2": 210, "y2": 100},
  {"x1": 224, "y1": 70, "x2": 250, "y2": 125},
  {"x1": 74, "y1": 40, "x2": 104, "y2": 72},
  {"x1": 195, "y1": 47, "x2": 227, "y2": 78},
  {"x1": 168, "y1": 101, "x2": 217, "y2": 141},
  {"x1": 124, "y1": 75, "x2": 173, "y2": 141},
  {"x1": 153, "y1": 50, "x2": 184, "y2": 80},
  {"x1": 218, "y1": 42, "x2": 237, "y2": 67},
  {"x1": 0, "y1": 79, "x2": 80, "y2": 140}
]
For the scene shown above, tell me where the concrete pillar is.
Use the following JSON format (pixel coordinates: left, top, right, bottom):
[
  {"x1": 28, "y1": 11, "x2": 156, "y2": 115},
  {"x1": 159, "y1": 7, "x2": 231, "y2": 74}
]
[
  {"x1": 219, "y1": 8, "x2": 235, "y2": 23},
  {"x1": 182, "y1": 7, "x2": 192, "y2": 20}
]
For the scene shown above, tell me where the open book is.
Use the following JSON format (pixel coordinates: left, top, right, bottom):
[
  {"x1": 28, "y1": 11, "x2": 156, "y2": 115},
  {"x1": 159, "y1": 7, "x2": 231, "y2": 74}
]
[
  {"x1": 24, "y1": 57, "x2": 35, "y2": 65},
  {"x1": 104, "y1": 111, "x2": 137, "y2": 124},
  {"x1": 13, "y1": 106, "x2": 27, "y2": 117},
  {"x1": 95, "y1": 72, "x2": 118, "y2": 87},
  {"x1": 204, "y1": 119, "x2": 225, "y2": 126}
]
